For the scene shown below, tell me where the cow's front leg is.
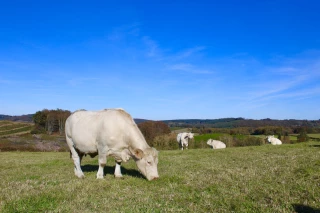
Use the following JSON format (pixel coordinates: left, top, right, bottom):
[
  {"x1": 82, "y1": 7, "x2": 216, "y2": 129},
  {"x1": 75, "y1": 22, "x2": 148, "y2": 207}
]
[
  {"x1": 114, "y1": 161, "x2": 123, "y2": 178},
  {"x1": 97, "y1": 153, "x2": 106, "y2": 179},
  {"x1": 185, "y1": 143, "x2": 188, "y2": 150}
]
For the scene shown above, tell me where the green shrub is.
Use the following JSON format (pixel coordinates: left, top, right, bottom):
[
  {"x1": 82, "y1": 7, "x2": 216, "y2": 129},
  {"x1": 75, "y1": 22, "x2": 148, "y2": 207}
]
[
  {"x1": 232, "y1": 136, "x2": 264, "y2": 147},
  {"x1": 138, "y1": 121, "x2": 171, "y2": 143},
  {"x1": 297, "y1": 131, "x2": 309, "y2": 142},
  {"x1": 152, "y1": 133, "x2": 178, "y2": 150},
  {"x1": 30, "y1": 126, "x2": 46, "y2": 134},
  {"x1": 218, "y1": 135, "x2": 234, "y2": 147},
  {"x1": 280, "y1": 136, "x2": 291, "y2": 144}
]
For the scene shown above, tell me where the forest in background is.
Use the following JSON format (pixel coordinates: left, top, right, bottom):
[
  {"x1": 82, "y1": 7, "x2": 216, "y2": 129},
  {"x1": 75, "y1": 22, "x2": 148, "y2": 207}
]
[
  {"x1": 162, "y1": 118, "x2": 320, "y2": 128},
  {"x1": 1, "y1": 112, "x2": 320, "y2": 129}
]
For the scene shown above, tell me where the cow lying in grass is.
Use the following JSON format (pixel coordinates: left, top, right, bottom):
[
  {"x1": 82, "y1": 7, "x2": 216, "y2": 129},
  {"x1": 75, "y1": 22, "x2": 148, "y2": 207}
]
[
  {"x1": 177, "y1": 132, "x2": 194, "y2": 150},
  {"x1": 207, "y1": 139, "x2": 226, "y2": 149},
  {"x1": 266, "y1": 135, "x2": 282, "y2": 145}
]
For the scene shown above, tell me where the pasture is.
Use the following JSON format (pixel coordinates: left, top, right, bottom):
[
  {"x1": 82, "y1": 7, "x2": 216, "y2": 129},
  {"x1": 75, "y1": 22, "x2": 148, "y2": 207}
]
[
  {"x1": 1, "y1": 142, "x2": 319, "y2": 212},
  {"x1": 0, "y1": 121, "x2": 33, "y2": 137}
]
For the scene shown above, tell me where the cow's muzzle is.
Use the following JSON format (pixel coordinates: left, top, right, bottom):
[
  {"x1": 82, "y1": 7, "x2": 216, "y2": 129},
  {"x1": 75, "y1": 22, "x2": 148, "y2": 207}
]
[{"x1": 149, "y1": 176, "x2": 159, "y2": 181}]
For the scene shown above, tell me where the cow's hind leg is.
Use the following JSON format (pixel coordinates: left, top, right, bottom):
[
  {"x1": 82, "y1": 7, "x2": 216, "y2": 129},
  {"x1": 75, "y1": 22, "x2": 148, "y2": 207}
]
[
  {"x1": 66, "y1": 136, "x2": 85, "y2": 178},
  {"x1": 179, "y1": 142, "x2": 183, "y2": 150},
  {"x1": 114, "y1": 161, "x2": 123, "y2": 178}
]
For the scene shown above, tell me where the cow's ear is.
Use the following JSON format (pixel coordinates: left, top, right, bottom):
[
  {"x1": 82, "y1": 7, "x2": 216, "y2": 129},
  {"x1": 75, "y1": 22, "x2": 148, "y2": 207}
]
[
  {"x1": 130, "y1": 148, "x2": 144, "y2": 159},
  {"x1": 152, "y1": 147, "x2": 159, "y2": 154}
]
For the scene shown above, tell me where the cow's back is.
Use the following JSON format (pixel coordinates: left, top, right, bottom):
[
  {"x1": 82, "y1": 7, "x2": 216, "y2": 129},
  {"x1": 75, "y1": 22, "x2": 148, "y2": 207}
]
[
  {"x1": 210, "y1": 140, "x2": 226, "y2": 149},
  {"x1": 65, "y1": 110, "x2": 104, "y2": 153},
  {"x1": 271, "y1": 138, "x2": 282, "y2": 145},
  {"x1": 65, "y1": 109, "x2": 147, "y2": 153}
]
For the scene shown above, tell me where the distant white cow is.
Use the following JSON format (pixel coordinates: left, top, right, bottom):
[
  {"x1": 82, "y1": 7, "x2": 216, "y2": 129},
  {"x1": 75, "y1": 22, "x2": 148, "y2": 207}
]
[
  {"x1": 177, "y1": 132, "x2": 194, "y2": 150},
  {"x1": 207, "y1": 139, "x2": 226, "y2": 149},
  {"x1": 266, "y1": 135, "x2": 282, "y2": 145},
  {"x1": 65, "y1": 108, "x2": 159, "y2": 181}
]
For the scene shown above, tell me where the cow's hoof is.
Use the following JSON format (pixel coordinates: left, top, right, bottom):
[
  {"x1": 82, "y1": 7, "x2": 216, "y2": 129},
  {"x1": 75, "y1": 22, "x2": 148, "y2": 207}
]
[
  {"x1": 76, "y1": 173, "x2": 85, "y2": 179},
  {"x1": 114, "y1": 175, "x2": 124, "y2": 179}
]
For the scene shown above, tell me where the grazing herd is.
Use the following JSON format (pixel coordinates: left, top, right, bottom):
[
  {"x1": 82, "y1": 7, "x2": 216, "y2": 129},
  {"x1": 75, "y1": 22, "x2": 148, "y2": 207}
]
[{"x1": 65, "y1": 108, "x2": 283, "y2": 181}]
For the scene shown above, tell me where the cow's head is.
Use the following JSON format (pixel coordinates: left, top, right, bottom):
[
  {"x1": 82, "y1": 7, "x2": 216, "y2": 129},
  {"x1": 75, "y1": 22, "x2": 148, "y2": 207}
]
[
  {"x1": 187, "y1": 132, "x2": 194, "y2": 139},
  {"x1": 130, "y1": 147, "x2": 159, "y2": 181},
  {"x1": 266, "y1": 135, "x2": 274, "y2": 143}
]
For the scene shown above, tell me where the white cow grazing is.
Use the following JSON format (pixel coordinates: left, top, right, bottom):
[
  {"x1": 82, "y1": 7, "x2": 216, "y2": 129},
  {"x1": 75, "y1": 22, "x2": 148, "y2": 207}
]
[
  {"x1": 266, "y1": 135, "x2": 282, "y2": 145},
  {"x1": 177, "y1": 132, "x2": 194, "y2": 150},
  {"x1": 207, "y1": 139, "x2": 226, "y2": 149},
  {"x1": 65, "y1": 109, "x2": 159, "y2": 181}
]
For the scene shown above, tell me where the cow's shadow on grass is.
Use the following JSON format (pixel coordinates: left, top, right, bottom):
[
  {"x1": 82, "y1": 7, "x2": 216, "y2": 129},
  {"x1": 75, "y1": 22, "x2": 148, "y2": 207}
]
[
  {"x1": 309, "y1": 145, "x2": 320, "y2": 148},
  {"x1": 81, "y1": 164, "x2": 145, "y2": 179},
  {"x1": 292, "y1": 204, "x2": 320, "y2": 213}
]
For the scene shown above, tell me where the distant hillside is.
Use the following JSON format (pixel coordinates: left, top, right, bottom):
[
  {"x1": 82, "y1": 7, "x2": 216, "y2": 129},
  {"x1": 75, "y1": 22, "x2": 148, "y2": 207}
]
[
  {"x1": 162, "y1": 118, "x2": 320, "y2": 128},
  {"x1": 133, "y1": 118, "x2": 151, "y2": 124},
  {"x1": 0, "y1": 113, "x2": 149, "y2": 124},
  {"x1": 1, "y1": 113, "x2": 319, "y2": 129},
  {"x1": 0, "y1": 114, "x2": 33, "y2": 122},
  {"x1": 0, "y1": 120, "x2": 34, "y2": 137}
]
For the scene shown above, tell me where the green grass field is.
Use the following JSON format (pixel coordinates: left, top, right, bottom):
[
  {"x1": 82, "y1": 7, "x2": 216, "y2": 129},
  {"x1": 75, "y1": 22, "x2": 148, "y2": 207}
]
[
  {"x1": 308, "y1": 134, "x2": 320, "y2": 139},
  {"x1": 1, "y1": 142, "x2": 319, "y2": 212},
  {"x1": 194, "y1": 133, "x2": 225, "y2": 141}
]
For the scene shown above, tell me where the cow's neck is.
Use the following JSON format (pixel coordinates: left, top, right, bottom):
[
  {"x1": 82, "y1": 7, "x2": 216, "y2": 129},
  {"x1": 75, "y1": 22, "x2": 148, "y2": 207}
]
[{"x1": 127, "y1": 128, "x2": 150, "y2": 151}]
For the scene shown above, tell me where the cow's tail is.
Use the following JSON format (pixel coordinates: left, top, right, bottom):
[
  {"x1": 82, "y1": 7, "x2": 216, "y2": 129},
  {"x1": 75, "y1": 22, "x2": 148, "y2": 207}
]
[{"x1": 177, "y1": 133, "x2": 181, "y2": 143}]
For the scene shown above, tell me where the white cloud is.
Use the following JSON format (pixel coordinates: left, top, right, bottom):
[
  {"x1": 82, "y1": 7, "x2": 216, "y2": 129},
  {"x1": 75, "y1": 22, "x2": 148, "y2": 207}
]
[
  {"x1": 107, "y1": 22, "x2": 141, "y2": 41},
  {"x1": 142, "y1": 36, "x2": 160, "y2": 58},
  {"x1": 67, "y1": 77, "x2": 100, "y2": 86},
  {"x1": 167, "y1": 63, "x2": 213, "y2": 74},
  {"x1": 174, "y1": 46, "x2": 206, "y2": 59}
]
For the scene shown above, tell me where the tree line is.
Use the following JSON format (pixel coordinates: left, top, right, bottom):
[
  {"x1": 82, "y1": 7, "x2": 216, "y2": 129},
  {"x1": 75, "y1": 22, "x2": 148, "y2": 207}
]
[
  {"x1": 32, "y1": 109, "x2": 71, "y2": 135},
  {"x1": 137, "y1": 121, "x2": 171, "y2": 143},
  {"x1": 163, "y1": 118, "x2": 320, "y2": 129},
  {"x1": 191, "y1": 126, "x2": 320, "y2": 135}
]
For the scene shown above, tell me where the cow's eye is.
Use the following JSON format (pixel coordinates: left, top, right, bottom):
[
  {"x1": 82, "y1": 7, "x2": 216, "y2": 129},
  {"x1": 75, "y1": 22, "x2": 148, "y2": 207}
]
[{"x1": 147, "y1": 161, "x2": 152, "y2": 165}]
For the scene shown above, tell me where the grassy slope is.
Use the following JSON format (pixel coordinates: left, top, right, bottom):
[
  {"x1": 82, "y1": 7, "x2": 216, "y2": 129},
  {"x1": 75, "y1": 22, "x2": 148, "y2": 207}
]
[
  {"x1": 0, "y1": 120, "x2": 33, "y2": 137},
  {"x1": 0, "y1": 142, "x2": 319, "y2": 212},
  {"x1": 308, "y1": 134, "x2": 320, "y2": 139}
]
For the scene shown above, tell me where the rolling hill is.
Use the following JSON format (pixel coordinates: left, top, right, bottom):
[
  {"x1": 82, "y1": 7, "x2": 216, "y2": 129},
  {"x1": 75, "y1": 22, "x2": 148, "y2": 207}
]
[
  {"x1": 0, "y1": 114, "x2": 33, "y2": 122},
  {"x1": 1, "y1": 113, "x2": 319, "y2": 128}
]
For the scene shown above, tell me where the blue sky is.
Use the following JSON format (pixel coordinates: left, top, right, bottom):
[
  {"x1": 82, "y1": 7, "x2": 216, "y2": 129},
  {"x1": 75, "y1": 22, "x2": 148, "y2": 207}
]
[{"x1": 1, "y1": 0, "x2": 320, "y2": 120}]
